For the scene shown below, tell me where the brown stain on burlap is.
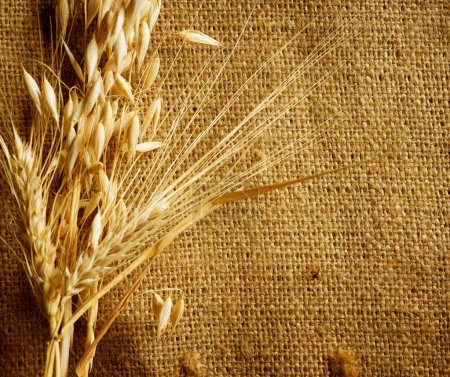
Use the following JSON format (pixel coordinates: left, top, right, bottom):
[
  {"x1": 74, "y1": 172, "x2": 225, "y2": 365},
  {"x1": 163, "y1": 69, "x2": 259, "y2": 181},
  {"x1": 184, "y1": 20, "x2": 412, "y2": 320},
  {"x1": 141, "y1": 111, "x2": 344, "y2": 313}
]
[{"x1": 0, "y1": 0, "x2": 448, "y2": 376}]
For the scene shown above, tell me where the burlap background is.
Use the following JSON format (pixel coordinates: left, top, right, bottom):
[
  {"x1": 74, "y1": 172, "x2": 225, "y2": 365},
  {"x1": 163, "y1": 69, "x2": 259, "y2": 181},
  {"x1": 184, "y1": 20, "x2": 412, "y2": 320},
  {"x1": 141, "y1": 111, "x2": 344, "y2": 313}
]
[{"x1": 0, "y1": 0, "x2": 448, "y2": 376}]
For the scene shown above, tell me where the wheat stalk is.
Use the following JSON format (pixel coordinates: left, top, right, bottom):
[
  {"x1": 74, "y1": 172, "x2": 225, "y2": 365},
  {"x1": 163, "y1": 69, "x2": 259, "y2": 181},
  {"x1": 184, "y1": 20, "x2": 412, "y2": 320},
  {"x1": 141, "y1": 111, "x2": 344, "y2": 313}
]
[{"x1": 0, "y1": 1, "x2": 350, "y2": 375}]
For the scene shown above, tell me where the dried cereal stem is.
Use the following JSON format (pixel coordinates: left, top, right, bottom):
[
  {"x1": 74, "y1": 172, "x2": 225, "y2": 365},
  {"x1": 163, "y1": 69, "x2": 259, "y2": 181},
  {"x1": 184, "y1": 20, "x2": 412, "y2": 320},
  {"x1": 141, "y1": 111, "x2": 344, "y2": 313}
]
[{"x1": 0, "y1": 0, "x2": 351, "y2": 375}]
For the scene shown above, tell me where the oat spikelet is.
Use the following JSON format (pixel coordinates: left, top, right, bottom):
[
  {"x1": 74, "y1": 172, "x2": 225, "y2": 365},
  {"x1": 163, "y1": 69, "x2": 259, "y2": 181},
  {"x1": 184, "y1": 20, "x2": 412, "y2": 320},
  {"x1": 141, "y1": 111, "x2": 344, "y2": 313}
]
[
  {"x1": 137, "y1": 22, "x2": 150, "y2": 69},
  {"x1": 128, "y1": 118, "x2": 139, "y2": 159},
  {"x1": 136, "y1": 141, "x2": 163, "y2": 153},
  {"x1": 148, "y1": 0, "x2": 161, "y2": 31},
  {"x1": 152, "y1": 292, "x2": 165, "y2": 321},
  {"x1": 82, "y1": 192, "x2": 102, "y2": 222},
  {"x1": 56, "y1": 0, "x2": 69, "y2": 38},
  {"x1": 23, "y1": 68, "x2": 42, "y2": 114},
  {"x1": 142, "y1": 97, "x2": 161, "y2": 133},
  {"x1": 66, "y1": 133, "x2": 81, "y2": 176},
  {"x1": 113, "y1": 74, "x2": 134, "y2": 102},
  {"x1": 92, "y1": 122, "x2": 105, "y2": 161},
  {"x1": 86, "y1": 0, "x2": 100, "y2": 28},
  {"x1": 43, "y1": 78, "x2": 59, "y2": 123},
  {"x1": 114, "y1": 30, "x2": 127, "y2": 73},
  {"x1": 157, "y1": 296, "x2": 173, "y2": 339},
  {"x1": 143, "y1": 54, "x2": 160, "y2": 90},
  {"x1": 63, "y1": 42, "x2": 84, "y2": 81},
  {"x1": 170, "y1": 298, "x2": 185, "y2": 329},
  {"x1": 178, "y1": 29, "x2": 222, "y2": 47},
  {"x1": 84, "y1": 76, "x2": 103, "y2": 117},
  {"x1": 85, "y1": 38, "x2": 98, "y2": 84},
  {"x1": 91, "y1": 212, "x2": 102, "y2": 250}
]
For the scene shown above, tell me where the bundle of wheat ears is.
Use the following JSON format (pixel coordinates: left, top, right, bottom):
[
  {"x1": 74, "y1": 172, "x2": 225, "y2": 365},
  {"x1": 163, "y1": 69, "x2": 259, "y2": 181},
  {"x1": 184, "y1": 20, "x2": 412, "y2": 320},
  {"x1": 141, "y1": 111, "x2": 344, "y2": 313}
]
[{"x1": 0, "y1": 0, "x2": 348, "y2": 376}]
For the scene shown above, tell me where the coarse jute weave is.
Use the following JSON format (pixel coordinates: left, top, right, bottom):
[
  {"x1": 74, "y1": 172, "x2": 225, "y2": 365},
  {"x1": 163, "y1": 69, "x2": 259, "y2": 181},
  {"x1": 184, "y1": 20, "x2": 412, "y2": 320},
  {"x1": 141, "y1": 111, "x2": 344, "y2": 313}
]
[{"x1": 0, "y1": 0, "x2": 448, "y2": 376}]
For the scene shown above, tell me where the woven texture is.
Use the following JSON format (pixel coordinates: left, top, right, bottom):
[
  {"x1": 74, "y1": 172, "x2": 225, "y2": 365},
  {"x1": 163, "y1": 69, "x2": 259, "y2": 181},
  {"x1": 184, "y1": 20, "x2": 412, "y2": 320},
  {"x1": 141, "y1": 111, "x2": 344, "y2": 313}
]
[{"x1": 0, "y1": 1, "x2": 448, "y2": 376}]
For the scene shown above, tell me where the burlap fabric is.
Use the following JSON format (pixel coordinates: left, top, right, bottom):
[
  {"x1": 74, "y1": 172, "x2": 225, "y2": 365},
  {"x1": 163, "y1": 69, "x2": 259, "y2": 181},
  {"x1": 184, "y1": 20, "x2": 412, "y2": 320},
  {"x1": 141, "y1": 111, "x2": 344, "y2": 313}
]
[{"x1": 0, "y1": 1, "x2": 448, "y2": 376}]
